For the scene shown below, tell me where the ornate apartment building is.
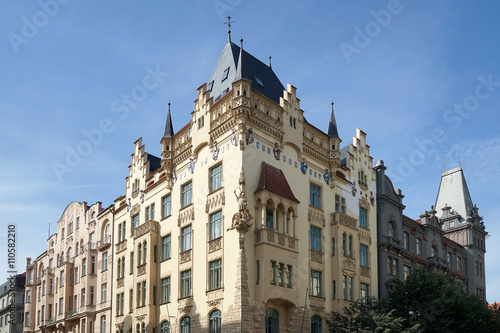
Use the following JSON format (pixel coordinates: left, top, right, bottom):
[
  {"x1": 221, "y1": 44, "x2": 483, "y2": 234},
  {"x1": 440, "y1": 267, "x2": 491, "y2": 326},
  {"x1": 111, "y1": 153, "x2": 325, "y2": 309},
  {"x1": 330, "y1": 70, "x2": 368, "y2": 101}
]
[
  {"x1": 23, "y1": 202, "x2": 114, "y2": 333},
  {"x1": 110, "y1": 34, "x2": 378, "y2": 333},
  {"x1": 375, "y1": 161, "x2": 487, "y2": 300}
]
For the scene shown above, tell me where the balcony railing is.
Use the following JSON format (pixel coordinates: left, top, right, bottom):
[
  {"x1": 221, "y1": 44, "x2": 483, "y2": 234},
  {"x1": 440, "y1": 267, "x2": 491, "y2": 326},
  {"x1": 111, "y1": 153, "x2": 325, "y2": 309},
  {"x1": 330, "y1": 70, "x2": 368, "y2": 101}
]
[
  {"x1": 98, "y1": 236, "x2": 111, "y2": 251},
  {"x1": 331, "y1": 212, "x2": 358, "y2": 230},
  {"x1": 180, "y1": 249, "x2": 192, "y2": 264},
  {"x1": 208, "y1": 237, "x2": 222, "y2": 253},
  {"x1": 255, "y1": 228, "x2": 298, "y2": 252},
  {"x1": 134, "y1": 220, "x2": 159, "y2": 239},
  {"x1": 116, "y1": 240, "x2": 127, "y2": 254}
]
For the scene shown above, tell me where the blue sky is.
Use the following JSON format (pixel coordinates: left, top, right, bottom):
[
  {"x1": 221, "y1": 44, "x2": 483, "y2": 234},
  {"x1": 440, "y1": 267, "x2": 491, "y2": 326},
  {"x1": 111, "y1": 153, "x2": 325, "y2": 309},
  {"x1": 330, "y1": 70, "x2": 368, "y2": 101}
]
[{"x1": 1, "y1": 1, "x2": 499, "y2": 302}]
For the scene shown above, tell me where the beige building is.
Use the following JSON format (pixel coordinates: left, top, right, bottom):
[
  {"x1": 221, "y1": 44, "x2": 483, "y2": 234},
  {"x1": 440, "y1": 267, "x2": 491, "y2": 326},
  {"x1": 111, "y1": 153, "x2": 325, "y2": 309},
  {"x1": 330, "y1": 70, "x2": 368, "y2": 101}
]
[
  {"x1": 111, "y1": 35, "x2": 377, "y2": 333},
  {"x1": 23, "y1": 202, "x2": 113, "y2": 333}
]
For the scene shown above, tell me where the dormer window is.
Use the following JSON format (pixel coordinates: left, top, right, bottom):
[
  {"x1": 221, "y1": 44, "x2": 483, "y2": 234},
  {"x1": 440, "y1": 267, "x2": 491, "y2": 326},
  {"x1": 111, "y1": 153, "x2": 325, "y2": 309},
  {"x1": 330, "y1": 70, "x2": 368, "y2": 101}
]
[
  {"x1": 222, "y1": 67, "x2": 230, "y2": 81},
  {"x1": 208, "y1": 80, "x2": 214, "y2": 91},
  {"x1": 255, "y1": 76, "x2": 264, "y2": 87},
  {"x1": 222, "y1": 88, "x2": 229, "y2": 95}
]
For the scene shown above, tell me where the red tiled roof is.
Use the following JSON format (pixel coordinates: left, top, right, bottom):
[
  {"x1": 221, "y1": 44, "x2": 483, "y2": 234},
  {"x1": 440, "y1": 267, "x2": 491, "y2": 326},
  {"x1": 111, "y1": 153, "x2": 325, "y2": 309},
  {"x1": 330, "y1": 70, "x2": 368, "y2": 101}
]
[{"x1": 255, "y1": 162, "x2": 300, "y2": 203}]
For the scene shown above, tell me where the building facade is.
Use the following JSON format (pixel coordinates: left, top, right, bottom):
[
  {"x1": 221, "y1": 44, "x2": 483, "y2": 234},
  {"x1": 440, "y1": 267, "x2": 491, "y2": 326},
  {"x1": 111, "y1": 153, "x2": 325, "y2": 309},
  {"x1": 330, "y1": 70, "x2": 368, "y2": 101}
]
[
  {"x1": 110, "y1": 35, "x2": 378, "y2": 333},
  {"x1": 375, "y1": 161, "x2": 486, "y2": 300},
  {"x1": 0, "y1": 274, "x2": 26, "y2": 333},
  {"x1": 23, "y1": 202, "x2": 113, "y2": 333}
]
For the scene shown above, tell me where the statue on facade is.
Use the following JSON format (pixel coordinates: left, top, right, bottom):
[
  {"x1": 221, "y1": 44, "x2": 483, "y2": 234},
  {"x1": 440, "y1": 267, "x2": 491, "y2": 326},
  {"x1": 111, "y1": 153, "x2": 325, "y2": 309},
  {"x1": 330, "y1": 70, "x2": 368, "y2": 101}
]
[{"x1": 228, "y1": 170, "x2": 253, "y2": 232}]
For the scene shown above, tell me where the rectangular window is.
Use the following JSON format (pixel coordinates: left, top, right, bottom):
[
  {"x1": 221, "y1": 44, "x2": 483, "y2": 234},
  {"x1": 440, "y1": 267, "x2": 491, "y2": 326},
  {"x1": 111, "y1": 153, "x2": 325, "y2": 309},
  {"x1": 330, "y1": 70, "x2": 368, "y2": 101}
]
[
  {"x1": 81, "y1": 288, "x2": 86, "y2": 306},
  {"x1": 335, "y1": 195, "x2": 340, "y2": 212},
  {"x1": 209, "y1": 259, "x2": 222, "y2": 290},
  {"x1": 136, "y1": 283, "x2": 141, "y2": 308},
  {"x1": 311, "y1": 270, "x2": 322, "y2": 297},
  {"x1": 130, "y1": 253, "x2": 134, "y2": 274},
  {"x1": 359, "y1": 207, "x2": 368, "y2": 228},
  {"x1": 343, "y1": 275, "x2": 348, "y2": 300},
  {"x1": 90, "y1": 286, "x2": 94, "y2": 305},
  {"x1": 151, "y1": 203, "x2": 155, "y2": 220},
  {"x1": 145, "y1": 207, "x2": 150, "y2": 222},
  {"x1": 161, "y1": 277, "x2": 170, "y2": 303},
  {"x1": 116, "y1": 294, "x2": 121, "y2": 316},
  {"x1": 287, "y1": 265, "x2": 293, "y2": 288},
  {"x1": 181, "y1": 270, "x2": 191, "y2": 298},
  {"x1": 162, "y1": 235, "x2": 171, "y2": 260},
  {"x1": 278, "y1": 263, "x2": 285, "y2": 286},
  {"x1": 129, "y1": 289, "x2": 133, "y2": 312},
  {"x1": 360, "y1": 244, "x2": 368, "y2": 267},
  {"x1": 102, "y1": 252, "x2": 108, "y2": 271},
  {"x1": 403, "y1": 265, "x2": 411, "y2": 281},
  {"x1": 310, "y1": 184, "x2": 321, "y2": 209},
  {"x1": 349, "y1": 276, "x2": 354, "y2": 301},
  {"x1": 270, "y1": 261, "x2": 276, "y2": 285},
  {"x1": 210, "y1": 164, "x2": 223, "y2": 192},
  {"x1": 256, "y1": 261, "x2": 260, "y2": 285},
  {"x1": 59, "y1": 298, "x2": 63, "y2": 314},
  {"x1": 162, "y1": 195, "x2": 171, "y2": 219},
  {"x1": 26, "y1": 290, "x2": 31, "y2": 303},
  {"x1": 91, "y1": 256, "x2": 95, "y2": 274},
  {"x1": 25, "y1": 313, "x2": 30, "y2": 326},
  {"x1": 341, "y1": 197, "x2": 346, "y2": 213},
  {"x1": 332, "y1": 238, "x2": 335, "y2": 256},
  {"x1": 310, "y1": 226, "x2": 322, "y2": 252},
  {"x1": 132, "y1": 214, "x2": 139, "y2": 235},
  {"x1": 142, "y1": 282, "x2": 146, "y2": 306},
  {"x1": 101, "y1": 283, "x2": 107, "y2": 302},
  {"x1": 181, "y1": 226, "x2": 192, "y2": 252},
  {"x1": 360, "y1": 283, "x2": 369, "y2": 303},
  {"x1": 343, "y1": 233, "x2": 347, "y2": 256},
  {"x1": 333, "y1": 280, "x2": 336, "y2": 300},
  {"x1": 210, "y1": 211, "x2": 222, "y2": 240},
  {"x1": 60, "y1": 271, "x2": 65, "y2": 287},
  {"x1": 181, "y1": 182, "x2": 192, "y2": 208}
]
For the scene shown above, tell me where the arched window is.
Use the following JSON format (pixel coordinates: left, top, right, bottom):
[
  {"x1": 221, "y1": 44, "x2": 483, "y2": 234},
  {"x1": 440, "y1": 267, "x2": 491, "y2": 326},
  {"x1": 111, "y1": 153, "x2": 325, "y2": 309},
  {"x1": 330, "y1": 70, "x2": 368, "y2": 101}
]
[
  {"x1": 105, "y1": 224, "x2": 111, "y2": 242},
  {"x1": 209, "y1": 310, "x2": 221, "y2": 333},
  {"x1": 68, "y1": 247, "x2": 73, "y2": 261},
  {"x1": 403, "y1": 232, "x2": 409, "y2": 250},
  {"x1": 311, "y1": 316, "x2": 322, "y2": 333},
  {"x1": 415, "y1": 238, "x2": 422, "y2": 255},
  {"x1": 265, "y1": 308, "x2": 279, "y2": 333},
  {"x1": 100, "y1": 316, "x2": 106, "y2": 333},
  {"x1": 160, "y1": 321, "x2": 170, "y2": 333},
  {"x1": 180, "y1": 316, "x2": 191, "y2": 333},
  {"x1": 388, "y1": 221, "x2": 394, "y2": 237},
  {"x1": 141, "y1": 323, "x2": 145, "y2": 333},
  {"x1": 136, "y1": 324, "x2": 140, "y2": 333}
]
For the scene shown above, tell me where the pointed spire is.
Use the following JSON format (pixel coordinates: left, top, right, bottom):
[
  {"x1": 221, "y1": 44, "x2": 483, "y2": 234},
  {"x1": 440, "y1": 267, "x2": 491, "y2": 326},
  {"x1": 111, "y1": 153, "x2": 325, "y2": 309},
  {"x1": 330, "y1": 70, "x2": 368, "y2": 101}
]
[
  {"x1": 162, "y1": 102, "x2": 174, "y2": 139},
  {"x1": 328, "y1": 101, "x2": 340, "y2": 138},
  {"x1": 235, "y1": 37, "x2": 245, "y2": 81}
]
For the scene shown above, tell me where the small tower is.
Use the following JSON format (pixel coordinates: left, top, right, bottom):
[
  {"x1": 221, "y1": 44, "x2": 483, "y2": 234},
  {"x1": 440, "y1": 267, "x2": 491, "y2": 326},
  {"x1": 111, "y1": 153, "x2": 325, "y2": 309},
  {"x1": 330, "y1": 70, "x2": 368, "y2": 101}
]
[
  {"x1": 160, "y1": 102, "x2": 175, "y2": 187},
  {"x1": 327, "y1": 102, "x2": 342, "y2": 185}
]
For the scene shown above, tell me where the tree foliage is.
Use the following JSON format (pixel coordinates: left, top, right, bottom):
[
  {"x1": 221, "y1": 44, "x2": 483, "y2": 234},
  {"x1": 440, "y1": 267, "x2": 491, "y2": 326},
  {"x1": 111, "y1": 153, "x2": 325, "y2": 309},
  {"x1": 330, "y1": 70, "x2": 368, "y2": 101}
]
[{"x1": 327, "y1": 269, "x2": 500, "y2": 332}]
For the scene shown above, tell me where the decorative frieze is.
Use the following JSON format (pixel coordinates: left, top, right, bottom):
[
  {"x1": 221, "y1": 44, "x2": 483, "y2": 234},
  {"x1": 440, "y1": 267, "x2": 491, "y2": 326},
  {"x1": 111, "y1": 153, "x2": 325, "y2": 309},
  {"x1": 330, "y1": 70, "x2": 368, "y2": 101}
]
[
  {"x1": 180, "y1": 249, "x2": 192, "y2": 263},
  {"x1": 308, "y1": 207, "x2": 326, "y2": 227},
  {"x1": 208, "y1": 237, "x2": 222, "y2": 253},
  {"x1": 310, "y1": 250, "x2": 323, "y2": 264},
  {"x1": 331, "y1": 212, "x2": 358, "y2": 230},
  {"x1": 206, "y1": 188, "x2": 225, "y2": 213},
  {"x1": 178, "y1": 206, "x2": 194, "y2": 227},
  {"x1": 254, "y1": 228, "x2": 298, "y2": 252}
]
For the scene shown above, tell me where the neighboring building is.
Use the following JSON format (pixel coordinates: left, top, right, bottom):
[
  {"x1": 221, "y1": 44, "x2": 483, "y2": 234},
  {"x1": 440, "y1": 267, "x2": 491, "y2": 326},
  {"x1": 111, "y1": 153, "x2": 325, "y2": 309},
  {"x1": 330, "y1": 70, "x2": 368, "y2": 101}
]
[
  {"x1": 435, "y1": 166, "x2": 487, "y2": 300},
  {"x1": 23, "y1": 202, "x2": 113, "y2": 333},
  {"x1": 111, "y1": 34, "x2": 378, "y2": 333},
  {"x1": 375, "y1": 161, "x2": 485, "y2": 299},
  {"x1": 0, "y1": 274, "x2": 26, "y2": 333}
]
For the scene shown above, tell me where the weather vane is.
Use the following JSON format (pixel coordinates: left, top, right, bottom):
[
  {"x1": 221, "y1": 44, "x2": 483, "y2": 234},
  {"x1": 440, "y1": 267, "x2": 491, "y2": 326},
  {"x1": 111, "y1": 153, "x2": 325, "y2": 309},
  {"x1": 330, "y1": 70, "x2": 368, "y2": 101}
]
[{"x1": 225, "y1": 16, "x2": 235, "y2": 41}]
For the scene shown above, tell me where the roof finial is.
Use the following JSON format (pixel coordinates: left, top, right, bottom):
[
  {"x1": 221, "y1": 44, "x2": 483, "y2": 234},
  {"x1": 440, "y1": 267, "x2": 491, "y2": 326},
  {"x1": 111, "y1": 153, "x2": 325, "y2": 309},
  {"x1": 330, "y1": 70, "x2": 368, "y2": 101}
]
[
  {"x1": 269, "y1": 54, "x2": 272, "y2": 68},
  {"x1": 240, "y1": 37, "x2": 243, "y2": 48},
  {"x1": 225, "y1": 16, "x2": 235, "y2": 42},
  {"x1": 168, "y1": 101, "x2": 170, "y2": 112},
  {"x1": 331, "y1": 100, "x2": 334, "y2": 111},
  {"x1": 328, "y1": 100, "x2": 339, "y2": 139}
]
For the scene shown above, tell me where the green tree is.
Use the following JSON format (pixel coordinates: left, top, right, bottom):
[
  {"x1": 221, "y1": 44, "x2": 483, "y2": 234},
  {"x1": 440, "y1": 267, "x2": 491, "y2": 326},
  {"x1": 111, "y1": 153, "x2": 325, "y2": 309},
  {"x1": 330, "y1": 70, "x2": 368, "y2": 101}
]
[{"x1": 385, "y1": 268, "x2": 494, "y2": 333}]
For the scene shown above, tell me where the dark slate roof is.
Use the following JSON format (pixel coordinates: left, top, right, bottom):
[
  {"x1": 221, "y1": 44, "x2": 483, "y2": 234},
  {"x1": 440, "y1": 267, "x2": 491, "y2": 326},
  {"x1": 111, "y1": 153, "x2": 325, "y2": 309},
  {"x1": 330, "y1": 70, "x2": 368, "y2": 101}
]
[
  {"x1": 328, "y1": 104, "x2": 339, "y2": 138},
  {"x1": 207, "y1": 40, "x2": 285, "y2": 104},
  {"x1": 148, "y1": 154, "x2": 161, "y2": 173},
  {"x1": 162, "y1": 104, "x2": 174, "y2": 139},
  {"x1": 254, "y1": 162, "x2": 300, "y2": 203}
]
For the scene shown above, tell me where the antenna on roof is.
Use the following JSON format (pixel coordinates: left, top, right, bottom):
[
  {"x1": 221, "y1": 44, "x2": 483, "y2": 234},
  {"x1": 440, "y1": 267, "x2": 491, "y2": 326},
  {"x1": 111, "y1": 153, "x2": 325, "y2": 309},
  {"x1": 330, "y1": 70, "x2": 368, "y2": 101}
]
[
  {"x1": 269, "y1": 54, "x2": 272, "y2": 68},
  {"x1": 225, "y1": 16, "x2": 235, "y2": 42}
]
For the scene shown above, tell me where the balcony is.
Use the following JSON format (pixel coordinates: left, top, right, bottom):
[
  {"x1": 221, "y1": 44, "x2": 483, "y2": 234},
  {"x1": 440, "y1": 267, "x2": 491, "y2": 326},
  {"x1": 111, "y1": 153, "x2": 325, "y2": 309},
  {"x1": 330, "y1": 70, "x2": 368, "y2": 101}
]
[
  {"x1": 360, "y1": 266, "x2": 370, "y2": 278},
  {"x1": 331, "y1": 212, "x2": 358, "y2": 230},
  {"x1": 116, "y1": 240, "x2": 127, "y2": 254},
  {"x1": 134, "y1": 220, "x2": 159, "y2": 239},
  {"x1": 137, "y1": 264, "x2": 147, "y2": 276},
  {"x1": 255, "y1": 228, "x2": 298, "y2": 252},
  {"x1": 310, "y1": 250, "x2": 323, "y2": 264},
  {"x1": 97, "y1": 236, "x2": 111, "y2": 251},
  {"x1": 382, "y1": 236, "x2": 400, "y2": 247},
  {"x1": 45, "y1": 267, "x2": 54, "y2": 276}
]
